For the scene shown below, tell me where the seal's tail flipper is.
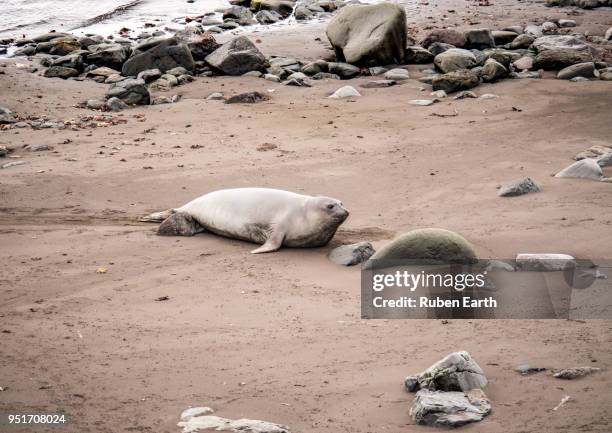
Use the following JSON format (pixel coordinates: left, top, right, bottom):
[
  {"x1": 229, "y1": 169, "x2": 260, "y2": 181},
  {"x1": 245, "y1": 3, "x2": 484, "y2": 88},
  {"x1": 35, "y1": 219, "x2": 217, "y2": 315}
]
[{"x1": 138, "y1": 209, "x2": 175, "y2": 223}]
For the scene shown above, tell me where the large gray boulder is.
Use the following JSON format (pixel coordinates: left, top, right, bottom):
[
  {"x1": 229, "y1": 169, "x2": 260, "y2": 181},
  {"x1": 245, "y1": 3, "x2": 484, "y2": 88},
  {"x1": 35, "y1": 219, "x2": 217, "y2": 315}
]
[
  {"x1": 122, "y1": 37, "x2": 194, "y2": 76},
  {"x1": 410, "y1": 389, "x2": 491, "y2": 428},
  {"x1": 326, "y1": 3, "x2": 407, "y2": 66},
  {"x1": 434, "y1": 48, "x2": 477, "y2": 73},
  {"x1": 431, "y1": 70, "x2": 480, "y2": 94},
  {"x1": 86, "y1": 43, "x2": 130, "y2": 70},
  {"x1": 404, "y1": 351, "x2": 488, "y2": 393},
  {"x1": 106, "y1": 78, "x2": 150, "y2": 105},
  {"x1": 205, "y1": 36, "x2": 267, "y2": 75}
]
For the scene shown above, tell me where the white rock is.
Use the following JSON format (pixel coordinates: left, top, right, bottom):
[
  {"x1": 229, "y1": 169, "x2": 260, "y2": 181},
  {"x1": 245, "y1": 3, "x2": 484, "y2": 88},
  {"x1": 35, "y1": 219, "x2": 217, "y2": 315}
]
[
  {"x1": 605, "y1": 27, "x2": 612, "y2": 41},
  {"x1": 328, "y1": 85, "x2": 361, "y2": 99},
  {"x1": 513, "y1": 56, "x2": 534, "y2": 71},
  {"x1": 410, "y1": 389, "x2": 491, "y2": 427},
  {"x1": 178, "y1": 415, "x2": 290, "y2": 433},
  {"x1": 1, "y1": 160, "x2": 28, "y2": 169},
  {"x1": 516, "y1": 253, "x2": 575, "y2": 271},
  {"x1": 206, "y1": 92, "x2": 224, "y2": 100},
  {"x1": 409, "y1": 99, "x2": 437, "y2": 106},
  {"x1": 558, "y1": 19, "x2": 576, "y2": 28},
  {"x1": 180, "y1": 407, "x2": 214, "y2": 422},
  {"x1": 479, "y1": 93, "x2": 498, "y2": 99},
  {"x1": 384, "y1": 68, "x2": 410, "y2": 81},
  {"x1": 430, "y1": 90, "x2": 447, "y2": 98},
  {"x1": 555, "y1": 158, "x2": 602, "y2": 180}
]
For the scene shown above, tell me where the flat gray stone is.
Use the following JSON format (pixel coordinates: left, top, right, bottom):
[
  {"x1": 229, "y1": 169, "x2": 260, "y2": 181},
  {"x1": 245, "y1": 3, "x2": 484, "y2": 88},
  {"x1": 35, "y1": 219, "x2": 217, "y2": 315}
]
[
  {"x1": 410, "y1": 389, "x2": 491, "y2": 427},
  {"x1": 405, "y1": 351, "x2": 487, "y2": 393},
  {"x1": 498, "y1": 177, "x2": 540, "y2": 197},
  {"x1": 554, "y1": 367, "x2": 600, "y2": 379}
]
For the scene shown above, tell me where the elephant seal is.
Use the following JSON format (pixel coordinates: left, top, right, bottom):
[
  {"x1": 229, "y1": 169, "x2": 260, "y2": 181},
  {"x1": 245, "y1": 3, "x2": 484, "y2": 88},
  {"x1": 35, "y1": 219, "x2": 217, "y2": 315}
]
[{"x1": 140, "y1": 188, "x2": 349, "y2": 254}]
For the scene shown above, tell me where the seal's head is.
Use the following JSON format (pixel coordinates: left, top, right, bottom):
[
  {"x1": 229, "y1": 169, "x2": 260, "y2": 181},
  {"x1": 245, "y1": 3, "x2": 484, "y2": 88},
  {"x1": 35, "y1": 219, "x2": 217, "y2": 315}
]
[{"x1": 307, "y1": 196, "x2": 349, "y2": 225}]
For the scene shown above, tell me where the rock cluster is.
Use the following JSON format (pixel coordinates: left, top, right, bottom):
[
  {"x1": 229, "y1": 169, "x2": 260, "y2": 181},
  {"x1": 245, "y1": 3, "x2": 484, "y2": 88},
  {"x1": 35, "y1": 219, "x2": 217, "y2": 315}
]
[{"x1": 405, "y1": 352, "x2": 491, "y2": 428}]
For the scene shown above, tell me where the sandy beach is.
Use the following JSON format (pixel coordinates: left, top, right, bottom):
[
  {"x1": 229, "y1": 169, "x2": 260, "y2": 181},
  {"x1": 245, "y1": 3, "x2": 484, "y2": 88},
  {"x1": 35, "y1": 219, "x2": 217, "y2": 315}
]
[{"x1": 1, "y1": 0, "x2": 612, "y2": 431}]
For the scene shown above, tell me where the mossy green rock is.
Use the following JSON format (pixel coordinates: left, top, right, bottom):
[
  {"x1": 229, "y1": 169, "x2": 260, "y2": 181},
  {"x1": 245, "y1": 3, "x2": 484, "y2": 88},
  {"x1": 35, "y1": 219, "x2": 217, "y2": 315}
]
[{"x1": 371, "y1": 228, "x2": 477, "y2": 263}]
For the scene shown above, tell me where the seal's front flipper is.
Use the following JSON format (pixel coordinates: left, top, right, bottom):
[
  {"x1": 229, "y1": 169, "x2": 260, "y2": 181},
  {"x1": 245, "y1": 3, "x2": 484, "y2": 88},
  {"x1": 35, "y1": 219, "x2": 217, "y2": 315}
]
[
  {"x1": 139, "y1": 209, "x2": 175, "y2": 223},
  {"x1": 157, "y1": 212, "x2": 204, "y2": 236},
  {"x1": 251, "y1": 230, "x2": 285, "y2": 254}
]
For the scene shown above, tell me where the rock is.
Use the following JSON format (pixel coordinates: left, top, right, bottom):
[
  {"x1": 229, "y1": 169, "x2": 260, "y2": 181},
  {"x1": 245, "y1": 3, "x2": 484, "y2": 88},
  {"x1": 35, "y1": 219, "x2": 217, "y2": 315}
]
[
  {"x1": 14, "y1": 45, "x2": 36, "y2": 56},
  {"x1": 43, "y1": 66, "x2": 79, "y2": 79},
  {"x1": 224, "y1": 91, "x2": 270, "y2": 104},
  {"x1": 86, "y1": 99, "x2": 106, "y2": 110},
  {"x1": 368, "y1": 66, "x2": 388, "y2": 76},
  {"x1": 137, "y1": 68, "x2": 162, "y2": 83},
  {"x1": 532, "y1": 35, "x2": 590, "y2": 52},
  {"x1": 432, "y1": 70, "x2": 480, "y2": 94},
  {"x1": 515, "y1": 364, "x2": 547, "y2": 375},
  {"x1": 492, "y1": 30, "x2": 519, "y2": 45},
  {"x1": 405, "y1": 46, "x2": 434, "y2": 64},
  {"x1": 430, "y1": 90, "x2": 448, "y2": 98},
  {"x1": 284, "y1": 77, "x2": 311, "y2": 87},
  {"x1": 123, "y1": 37, "x2": 194, "y2": 76},
  {"x1": 421, "y1": 29, "x2": 467, "y2": 48},
  {"x1": 1, "y1": 161, "x2": 28, "y2": 169},
  {"x1": 327, "y1": 62, "x2": 361, "y2": 79},
  {"x1": 37, "y1": 36, "x2": 80, "y2": 55},
  {"x1": 513, "y1": 56, "x2": 534, "y2": 70},
  {"x1": 106, "y1": 98, "x2": 129, "y2": 111},
  {"x1": 371, "y1": 228, "x2": 477, "y2": 263},
  {"x1": 555, "y1": 158, "x2": 602, "y2": 180},
  {"x1": 86, "y1": 43, "x2": 130, "y2": 70},
  {"x1": 509, "y1": 33, "x2": 535, "y2": 49},
  {"x1": 329, "y1": 86, "x2": 361, "y2": 99},
  {"x1": 515, "y1": 253, "x2": 576, "y2": 271},
  {"x1": 553, "y1": 367, "x2": 600, "y2": 380},
  {"x1": 481, "y1": 58, "x2": 507, "y2": 82},
  {"x1": 498, "y1": 177, "x2": 540, "y2": 197},
  {"x1": 404, "y1": 351, "x2": 487, "y2": 393},
  {"x1": 151, "y1": 96, "x2": 173, "y2": 105},
  {"x1": 557, "y1": 62, "x2": 595, "y2": 79},
  {"x1": 251, "y1": 0, "x2": 294, "y2": 17},
  {"x1": 525, "y1": 25, "x2": 543, "y2": 38},
  {"x1": 454, "y1": 91, "x2": 477, "y2": 99},
  {"x1": 534, "y1": 48, "x2": 592, "y2": 70},
  {"x1": 0, "y1": 106, "x2": 15, "y2": 124},
  {"x1": 177, "y1": 414, "x2": 290, "y2": 433},
  {"x1": 294, "y1": 5, "x2": 313, "y2": 20},
  {"x1": 605, "y1": 27, "x2": 612, "y2": 41},
  {"x1": 32, "y1": 32, "x2": 72, "y2": 43},
  {"x1": 410, "y1": 389, "x2": 491, "y2": 428},
  {"x1": 106, "y1": 78, "x2": 150, "y2": 105},
  {"x1": 600, "y1": 68, "x2": 612, "y2": 81},
  {"x1": 175, "y1": 29, "x2": 220, "y2": 61},
  {"x1": 27, "y1": 144, "x2": 51, "y2": 152},
  {"x1": 51, "y1": 53, "x2": 84, "y2": 71},
  {"x1": 312, "y1": 72, "x2": 341, "y2": 80},
  {"x1": 86, "y1": 66, "x2": 121, "y2": 79},
  {"x1": 166, "y1": 66, "x2": 190, "y2": 77},
  {"x1": 465, "y1": 29, "x2": 495, "y2": 49},
  {"x1": 264, "y1": 74, "x2": 281, "y2": 82},
  {"x1": 542, "y1": 21, "x2": 559, "y2": 34},
  {"x1": 428, "y1": 42, "x2": 456, "y2": 57},
  {"x1": 558, "y1": 19, "x2": 577, "y2": 28},
  {"x1": 434, "y1": 49, "x2": 477, "y2": 73},
  {"x1": 206, "y1": 92, "x2": 224, "y2": 100},
  {"x1": 409, "y1": 99, "x2": 437, "y2": 106},
  {"x1": 384, "y1": 68, "x2": 409, "y2": 80},
  {"x1": 223, "y1": 6, "x2": 254, "y2": 23},
  {"x1": 328, "y1": 242, "x2": 375, "y2": 266},
  {"x1": 326, "y1": 3, "x2": 407, "y2": 66},
  {"x1": 0, "y1": 146, "x2": 8, "y2": 157},
  {"x1": 205, "y1": 36, "x2": 266, "y2": 75},
  {"x1": 256, "y1": 9, "x2": 282, "y2": 24},
  {"x1": 105, "y1": 74, "x2": 125, "y2": 84},
  {"x1": 361, "y1": 80, "x2": 396, "y2": 88},
  {"x1": 180, "y1": 407, "x2": 214, "y2": 422},
  {"x1": 301, "y1": 60, "x2": 328, "y2": 76}
]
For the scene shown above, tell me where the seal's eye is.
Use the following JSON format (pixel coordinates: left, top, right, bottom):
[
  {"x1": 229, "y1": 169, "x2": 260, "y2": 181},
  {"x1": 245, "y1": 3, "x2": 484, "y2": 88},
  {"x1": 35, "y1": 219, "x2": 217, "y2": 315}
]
[{"x1": 326, "y1": 204, "x2": 334, "y2": 210}]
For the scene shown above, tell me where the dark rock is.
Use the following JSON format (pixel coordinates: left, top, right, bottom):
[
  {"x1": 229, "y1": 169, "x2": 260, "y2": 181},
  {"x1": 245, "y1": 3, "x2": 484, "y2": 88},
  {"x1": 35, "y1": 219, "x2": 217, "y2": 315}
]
[
  {"x1": 123, "y1": 37, "x2": 194, "y2": 76},
  {"x1": 328, "y1": 242, "x2": 375, "y2": 266},
  {"x1": 534, "y1": 48, "x2": 592, "y2": 70},
  {"x1": 360, "y1": 80, "x2": 396, "y2": 88},
  {"x1": 36, "y1": 36, "x2": 80, "y2": 55},
  {"x1": 312, "y1": 72, "x2": 341, "y2": 80},
  {"x1": 294, "y1": 5, "x2": 314, "y2": 20},
  {"x1": 205, "y1": 36, "x2": 267, "y2": 75},
  {"x1": 137, "y1": 68, "x2": 162, "y2": 83},
  {"x1": 421, "y1": 29, "x2": 467, "y2": 48},
  {"x1": 465, "y1": 28, "x2": 495, "y2": 49},
  {"x1": 50, "y1": 53, "x2": 84, "y2": 71},
  {"x1": 510, "y1": 33, "x2": 535, "y2": 49},
  {"x1": 0, "y1": 106, "x2": 15, "y2": 124},
  {"x1": 492, "y1": 30, "x2": 519, "y2": 45},
  {"x1": 86, "y1": 66, "x2": 120, "y2": 79},
  {"x1": 175, "y1": 28, "x2": 220, "y2": 61},
  {"x1": 256, "y1": 9, "x2": 282, "y2": 24},
  {"x1": 86, "y1": 43, "x2": 130, "y2": 70},
  {"x1": 106, "y1": 78, "x2": 150, "y2": 105},
  {"x1": 405, "y1": 46, "x2": 434, "y2": 64},
  {"x1": 224, "y1": 91, "x2": 270, "y2": 104},
  {"x1": 326, "y1": 3, "x2": 407, "y2": 66},
  {"x1": 514, "y1": 364, "x2": 547, "y2": 375},
  {"x1": 301, "y1": 60, "x2": 328, "y2": 75},
  {"x1": 557, "y1": 62, "x2": 596, "y2": 79},
  {"x1": 44, "y1": 66, "x2": 79, "y2": 79},
  {"x1": 328, "y1": 62, "x2": 361, "y2": 79},
  {"x1": 434, "y1": 48, "x2": 477, "y2": 73},
  {"x1": 223, "y1": 6, "x2": 254, "y2": 23},
  {"x1": 251, "y1": 0, "x2": 294, "y2": 17},
  {"x1": 106, "y1": 97, "x2": 129, "y2": 111},
  {"x1": 481, "y1": 58, "x2": 507, "y2": 82},
  {"x1": 428, "y1": 42, "x2": 456, "y2": 56}
]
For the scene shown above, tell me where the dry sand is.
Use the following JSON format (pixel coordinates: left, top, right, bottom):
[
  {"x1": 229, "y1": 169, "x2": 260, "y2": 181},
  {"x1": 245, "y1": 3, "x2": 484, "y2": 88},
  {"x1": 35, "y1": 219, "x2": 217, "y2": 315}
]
[{"x1": 1, "y1": 0, "x2": 612, "y2": 432}]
